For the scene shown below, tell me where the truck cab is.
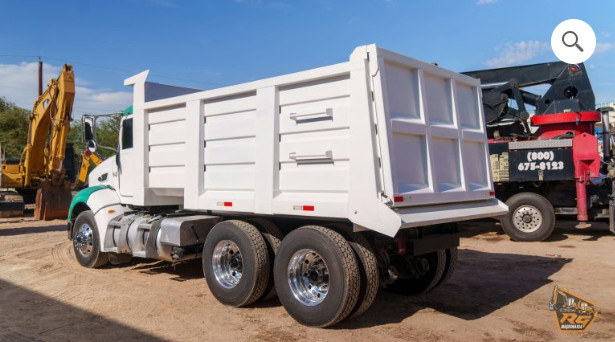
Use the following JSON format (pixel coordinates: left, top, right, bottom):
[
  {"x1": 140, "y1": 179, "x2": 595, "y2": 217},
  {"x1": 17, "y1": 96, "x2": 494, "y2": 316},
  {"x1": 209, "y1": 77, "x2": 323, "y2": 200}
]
[{"x1": 87, "y1": 111, "x2": 132, "y2": 196}]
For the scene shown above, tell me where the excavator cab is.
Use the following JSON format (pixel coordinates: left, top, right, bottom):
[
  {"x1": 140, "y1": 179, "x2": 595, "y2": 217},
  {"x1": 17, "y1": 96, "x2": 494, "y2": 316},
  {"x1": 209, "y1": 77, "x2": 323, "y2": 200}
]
[{"x1": 0, "y1": 144, "x2": 26, "y2": 218}]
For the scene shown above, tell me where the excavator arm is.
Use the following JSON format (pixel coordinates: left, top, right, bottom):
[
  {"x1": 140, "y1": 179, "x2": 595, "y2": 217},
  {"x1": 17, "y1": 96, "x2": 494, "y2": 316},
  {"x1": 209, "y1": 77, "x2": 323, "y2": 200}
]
[
  {"x1": 23, "y1": 64, "x2": 75, "y2": 187},
  {"x1": 76, "y1": 150, "x2": 102, "y2": 186}
]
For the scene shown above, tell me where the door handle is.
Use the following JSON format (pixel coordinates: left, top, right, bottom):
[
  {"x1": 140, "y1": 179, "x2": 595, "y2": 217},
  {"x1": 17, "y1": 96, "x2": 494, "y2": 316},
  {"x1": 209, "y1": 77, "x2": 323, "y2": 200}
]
[
  {"x1": 289, "y1": 108, "x2": 333, "y2": 121},
  {"x1": 289, "y1": 150, "x2": 333, "y2": 162}
]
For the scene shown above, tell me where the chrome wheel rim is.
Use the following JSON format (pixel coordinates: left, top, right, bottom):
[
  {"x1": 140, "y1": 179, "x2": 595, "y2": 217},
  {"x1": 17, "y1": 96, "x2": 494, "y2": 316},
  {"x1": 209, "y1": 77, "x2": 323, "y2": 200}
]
[
  {"x1": 512, "y1": 205, "x2": 543, "y2": 232},
  {"x1": 74, "y1": 224, "x2": 94, "y2": 257},
  {"x1": 212, "y1": 240, "x2": 243, "y2": 289},
  {"x1": 287, "y1": 249, "x2": 329, "y2": 306}
]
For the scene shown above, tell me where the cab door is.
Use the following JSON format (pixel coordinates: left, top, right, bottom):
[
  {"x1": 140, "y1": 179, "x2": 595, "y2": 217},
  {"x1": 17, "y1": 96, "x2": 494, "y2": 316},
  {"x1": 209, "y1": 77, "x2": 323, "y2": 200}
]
[{"x1": 118, "y1": 116, "x2": 135, "y2": 198}]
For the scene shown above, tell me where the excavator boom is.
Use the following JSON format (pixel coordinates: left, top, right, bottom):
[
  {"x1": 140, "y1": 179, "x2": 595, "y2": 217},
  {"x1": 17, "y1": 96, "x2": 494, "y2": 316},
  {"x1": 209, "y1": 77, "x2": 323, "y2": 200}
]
[{"x1": 25, "y1": 64, "x2": 75, "y2": 186}]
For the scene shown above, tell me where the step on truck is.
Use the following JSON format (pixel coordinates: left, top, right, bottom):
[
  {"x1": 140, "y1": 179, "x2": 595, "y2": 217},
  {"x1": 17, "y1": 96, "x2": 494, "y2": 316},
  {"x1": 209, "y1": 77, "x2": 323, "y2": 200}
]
[{"x1": 67, "y1": 44, "x2": 507, "y2": 327}]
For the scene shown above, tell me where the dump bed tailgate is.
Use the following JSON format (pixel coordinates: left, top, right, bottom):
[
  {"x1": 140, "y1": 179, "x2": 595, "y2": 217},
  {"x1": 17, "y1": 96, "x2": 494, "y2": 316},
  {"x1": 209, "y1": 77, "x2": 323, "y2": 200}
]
[{"x1": 369, "y1": 47, "x2": 495, "y2": 207}]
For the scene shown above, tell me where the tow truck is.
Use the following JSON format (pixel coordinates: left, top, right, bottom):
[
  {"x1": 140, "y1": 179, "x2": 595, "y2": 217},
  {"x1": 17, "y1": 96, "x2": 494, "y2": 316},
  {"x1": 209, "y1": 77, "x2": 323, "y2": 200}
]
[{"x1": 463, "y1": 62, "x2": 614, "y2": 241}]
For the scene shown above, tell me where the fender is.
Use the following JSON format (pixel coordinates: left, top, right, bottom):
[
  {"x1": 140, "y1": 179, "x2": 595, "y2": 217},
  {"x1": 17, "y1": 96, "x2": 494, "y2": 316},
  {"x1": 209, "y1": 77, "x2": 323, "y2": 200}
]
[{"x1": 67, "y1": 186, "x2": 124, "y2": 240}]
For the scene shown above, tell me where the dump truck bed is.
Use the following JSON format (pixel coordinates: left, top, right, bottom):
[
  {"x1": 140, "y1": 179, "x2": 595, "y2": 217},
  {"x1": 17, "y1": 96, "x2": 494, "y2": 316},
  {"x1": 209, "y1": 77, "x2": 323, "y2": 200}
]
[{"x1": 120, "y1": 44, "x2": 506, "y2": 237}]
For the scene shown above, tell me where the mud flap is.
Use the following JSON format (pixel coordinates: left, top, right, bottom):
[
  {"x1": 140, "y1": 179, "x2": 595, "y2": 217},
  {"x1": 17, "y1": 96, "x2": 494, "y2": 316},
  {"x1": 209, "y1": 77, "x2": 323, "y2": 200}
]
[
  {"x1": 34, "y1": 181, "x2": 72, "y2": 220},
  {"x1": 610, "y1": 196, "x2": 615, "y2": 235}
]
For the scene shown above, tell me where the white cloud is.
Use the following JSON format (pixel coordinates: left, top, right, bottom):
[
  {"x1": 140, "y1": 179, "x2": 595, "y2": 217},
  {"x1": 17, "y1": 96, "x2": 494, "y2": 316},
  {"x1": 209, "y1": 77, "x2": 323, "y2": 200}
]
[
  {"x1": 477, "y1": 0, "x2": 497, "y2": 4},
  {"x1": 485, "y1": 40, "x2": 547, "y2": 68},
  {"x1": 595, "y1": 42, "x2": 615, "y2": 54},
  {"x1": 0, "y1": 61, "x2": 131, "y2": 117}
]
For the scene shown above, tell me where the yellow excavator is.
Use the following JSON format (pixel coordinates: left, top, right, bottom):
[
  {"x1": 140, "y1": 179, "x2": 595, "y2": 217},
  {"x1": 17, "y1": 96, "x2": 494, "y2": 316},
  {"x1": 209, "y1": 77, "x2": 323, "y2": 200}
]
[{"x1": 0, "y1": 62, "x2": 75, "y2": 219}]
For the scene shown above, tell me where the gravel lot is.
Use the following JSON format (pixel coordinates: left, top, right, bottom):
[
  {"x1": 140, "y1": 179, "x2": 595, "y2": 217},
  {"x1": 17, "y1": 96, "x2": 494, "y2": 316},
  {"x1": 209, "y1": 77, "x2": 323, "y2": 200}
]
[{"x1": 0, "y1": 214, "x2": 614, "y2": 342}]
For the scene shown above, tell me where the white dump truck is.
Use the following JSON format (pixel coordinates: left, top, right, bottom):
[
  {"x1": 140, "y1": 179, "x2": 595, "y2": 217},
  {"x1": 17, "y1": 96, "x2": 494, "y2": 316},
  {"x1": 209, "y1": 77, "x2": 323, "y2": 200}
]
[{"x1": 67, "y1": 44, "x2": 507, "y2": 327}]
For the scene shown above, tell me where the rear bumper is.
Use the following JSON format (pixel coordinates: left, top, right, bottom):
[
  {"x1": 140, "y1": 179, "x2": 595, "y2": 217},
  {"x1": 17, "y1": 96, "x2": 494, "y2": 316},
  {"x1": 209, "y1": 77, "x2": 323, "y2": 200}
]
[{"x1": 398, "y1": 198, "x2": 507, "y2": 229}]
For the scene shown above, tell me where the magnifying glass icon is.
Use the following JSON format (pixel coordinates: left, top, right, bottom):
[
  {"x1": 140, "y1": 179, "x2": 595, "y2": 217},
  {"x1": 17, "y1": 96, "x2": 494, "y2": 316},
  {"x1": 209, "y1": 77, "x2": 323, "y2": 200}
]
[{"x1": 562, "y1": 31, "x2": 584, "y2": 52}]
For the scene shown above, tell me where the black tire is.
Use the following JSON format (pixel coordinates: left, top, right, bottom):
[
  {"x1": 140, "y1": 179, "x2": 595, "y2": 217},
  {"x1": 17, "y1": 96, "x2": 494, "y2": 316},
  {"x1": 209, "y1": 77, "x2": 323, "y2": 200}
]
[
  {"x1": 72, "y1": 210, "x2": 109, "y2": 268},
  {"x1": 202, "y1": 220, "x2": 269, "y2": 307},
  {"x1": 274, "y1": 226, "x2": 360, "y2": 327},
  {"x1": 501, "y1": 192, "x2": 555, "y2": 241},
  {"x1": 327, "y1": 223, "x2": 379, "y2": 318},
  {"x1": 387, "y1": 249, "x2": 446, "y2": 295},
  {"x1": 247, "y1": 218, "x2": 283, "y2": 301},
  {"x1": 435, "y1": 247, "x2": 458, "y2": 288}
]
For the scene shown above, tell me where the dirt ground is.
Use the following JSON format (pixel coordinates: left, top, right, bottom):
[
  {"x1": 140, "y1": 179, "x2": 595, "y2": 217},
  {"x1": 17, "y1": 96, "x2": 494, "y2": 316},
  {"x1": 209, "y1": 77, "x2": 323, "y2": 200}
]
[{"x1": 0, "y1": 214, "x2": 614, "y2": 342}]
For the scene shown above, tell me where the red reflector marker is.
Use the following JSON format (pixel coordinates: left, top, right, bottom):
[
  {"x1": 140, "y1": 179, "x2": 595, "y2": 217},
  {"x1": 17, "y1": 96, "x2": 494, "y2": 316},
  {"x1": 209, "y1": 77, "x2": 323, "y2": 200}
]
[
  {"x1": 303, "y1": 205, "x2": 314, "y2": 211},
  {"x1": 489, "y1": 191, "x2": 495, "y2": 196},
  {"x1": 224, "y1": 202, "x2": 233, "y2": 207},
  {"x1": 396, "y1": 238, "x2": 407, "y2": 255},
  {"x1": 394, "y1": 196, "x2": 404, "y2": 203}
]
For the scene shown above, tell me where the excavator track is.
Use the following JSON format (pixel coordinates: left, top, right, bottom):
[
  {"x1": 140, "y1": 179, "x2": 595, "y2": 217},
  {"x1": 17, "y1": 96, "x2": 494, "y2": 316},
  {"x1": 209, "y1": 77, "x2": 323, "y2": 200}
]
[{"x1": 0, "y1": 190, "x2": 25, "y2": 218}]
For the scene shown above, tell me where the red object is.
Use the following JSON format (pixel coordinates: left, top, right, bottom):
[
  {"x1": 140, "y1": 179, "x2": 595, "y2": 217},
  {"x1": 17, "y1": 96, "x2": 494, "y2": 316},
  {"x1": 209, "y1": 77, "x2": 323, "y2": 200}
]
[
  {"x1": 531, "y1": 111, "x2": 600, "y2": 140},
  {"x1": 490, "y1": 111, "x2": 602, "y2": 224},
  {"x1": 396, "y1": 238, "x2": 406, "y2": 255},
  {"x1": 530, "y1": 111, "x2": 600, "y2": 126},
  {"x1": 572, "y1": 133, "x2": 600, "y2": 222},
  {"x1": 575, "y1": 180, "x2": 588, "y2": 221},
  {"x1": 393, "y1": 196, "x2": 404, "y2": 203},
  {"x1": 303, "y1": 205, "x2": 314, "y2": 211},
  {"x1": 489, "y1": 191, "x2": 495, "y2": 196},
  {"x1": 223, "y1": 202, "x2": 232, "y2": 207},
  {"x1": 531, "y1": 111, "x2": 601, "y2": 223}
]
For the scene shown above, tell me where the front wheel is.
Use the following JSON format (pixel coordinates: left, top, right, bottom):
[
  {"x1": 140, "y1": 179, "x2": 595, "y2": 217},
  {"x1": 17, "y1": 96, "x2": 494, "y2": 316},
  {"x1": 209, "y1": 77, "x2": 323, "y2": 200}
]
[
  {"x1": 72, "y1": 210, "x2": 109, "y2": 268},
  {"x1": 501, "y1": 192, "x2": 555, "y2": 241}
]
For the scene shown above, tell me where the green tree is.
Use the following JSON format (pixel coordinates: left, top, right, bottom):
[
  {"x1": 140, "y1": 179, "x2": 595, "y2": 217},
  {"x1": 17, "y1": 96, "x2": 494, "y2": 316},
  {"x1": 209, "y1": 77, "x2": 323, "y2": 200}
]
[
  {"x1": 0, "y1": 97, "x2": 29, "y2": 158},
  {"x1": 94, "y1": 115, "x2": 121, "y2": 158},
  {"x1": 67, "y1": 115, "x2": 121, "y2": 177},
  {"x1": 68, "y1": 115, "x2": 120, "y2": 158}
]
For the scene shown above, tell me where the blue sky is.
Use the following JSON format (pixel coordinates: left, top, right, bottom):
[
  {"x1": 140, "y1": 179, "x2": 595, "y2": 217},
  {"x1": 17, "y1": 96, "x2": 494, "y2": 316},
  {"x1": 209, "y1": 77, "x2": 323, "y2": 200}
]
[{"x1": 1, "y1": 0, "x2": 614, "y2": 115}]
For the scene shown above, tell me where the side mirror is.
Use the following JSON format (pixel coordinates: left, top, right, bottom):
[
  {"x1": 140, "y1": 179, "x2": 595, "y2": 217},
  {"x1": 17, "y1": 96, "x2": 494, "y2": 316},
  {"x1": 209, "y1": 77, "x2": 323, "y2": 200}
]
[
  {"x1": 87, "y1": 140, "x2": 97, "y2": 153},
  {"x1": 82, "y1": 116, "x2": 95, "y2": 142}
]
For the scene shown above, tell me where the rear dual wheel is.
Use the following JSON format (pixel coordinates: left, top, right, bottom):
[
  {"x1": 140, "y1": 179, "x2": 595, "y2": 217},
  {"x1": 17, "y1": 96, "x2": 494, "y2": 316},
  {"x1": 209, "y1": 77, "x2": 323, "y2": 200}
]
[
  {"x1": 326, "y1": 223, "x2": 379, "y2": 318},
  {"x1": 202, "y1": 220, "x2": 270, "y2": 307},
  {"x1": 387, "y1": 247, "x2": 457, "y2": 295},
  {"x1": 274, "y1": 226, "x2": 361, "y2": 327},
  {"x1": 204, "y1": 222, "x2": 371, "y2": 326},
  {"x1": 246, "y1": 218, "x2": 283, "y2": 301}
]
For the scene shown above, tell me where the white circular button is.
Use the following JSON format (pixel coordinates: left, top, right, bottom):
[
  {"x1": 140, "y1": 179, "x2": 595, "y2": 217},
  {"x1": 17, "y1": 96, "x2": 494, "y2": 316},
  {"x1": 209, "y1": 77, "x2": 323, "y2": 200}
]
[{"x1": 551, "y1": 19, "x2": 596, "y2": 64}]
